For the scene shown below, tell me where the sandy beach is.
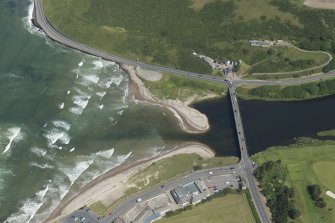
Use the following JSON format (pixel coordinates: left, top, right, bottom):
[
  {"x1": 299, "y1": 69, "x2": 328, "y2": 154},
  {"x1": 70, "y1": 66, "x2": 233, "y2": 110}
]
[
  {"x1": 43, "y1": 65, "x2": 217, "y2": 223},
  {"x1": 44, "y1": 143, "x2": 214, "y2": 223},
  {"x1": 123, "y1": 64, "x2": 211, "y2": 134}
]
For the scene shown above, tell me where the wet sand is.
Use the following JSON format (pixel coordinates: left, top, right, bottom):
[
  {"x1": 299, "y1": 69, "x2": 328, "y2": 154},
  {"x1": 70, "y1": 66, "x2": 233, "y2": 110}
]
[{"x1": 43, "y1": 65, "x2": 215, "y2": 223}]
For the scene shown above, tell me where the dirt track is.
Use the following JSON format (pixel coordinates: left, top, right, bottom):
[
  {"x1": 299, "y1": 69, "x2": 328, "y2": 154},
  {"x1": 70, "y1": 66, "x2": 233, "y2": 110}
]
[{"x1": 304, "y1": 0, "x2": 335, "y2": 9}]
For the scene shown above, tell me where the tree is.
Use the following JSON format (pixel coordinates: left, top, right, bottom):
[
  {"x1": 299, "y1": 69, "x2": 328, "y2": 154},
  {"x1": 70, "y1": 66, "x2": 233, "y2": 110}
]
[{"x1": 288, "y1": 207, "x2": 301, "y2": 219}]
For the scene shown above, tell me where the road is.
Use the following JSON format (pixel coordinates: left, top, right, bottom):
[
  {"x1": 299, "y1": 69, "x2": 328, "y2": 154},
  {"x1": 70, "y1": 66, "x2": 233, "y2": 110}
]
[
  {"x1": 34, "y1": 0, "x2": 335, "y2": 89},
  {"x1": 229, "y1": 85, "x2": 271, "y2": 223},
  {"x1": 101, "y1": 164, "x2": 243, "y2": 223},
  {"x1": 33, "y1": 0, "x2": 230, "y2": 85},
  {"x1": 33, "y1": 1, "x2": 335, "y2": 223}
]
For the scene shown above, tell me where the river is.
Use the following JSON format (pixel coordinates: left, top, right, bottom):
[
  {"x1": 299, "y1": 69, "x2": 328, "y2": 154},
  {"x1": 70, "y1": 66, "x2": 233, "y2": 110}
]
[{"x1": 1, "y1": 1, "x2": 335, "y2": 222}]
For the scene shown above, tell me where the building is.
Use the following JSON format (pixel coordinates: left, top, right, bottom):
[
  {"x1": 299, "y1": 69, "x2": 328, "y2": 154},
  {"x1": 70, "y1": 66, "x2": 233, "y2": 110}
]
[
  {"x1": 249, "y1": 40, "x2": 273, "y2": 47},
  {"x1": 170, "y1": 181, "x2": 205, "y2": 206},
  {"x1": 192, "y1": 52, "x2": 239, "y2": 75}
]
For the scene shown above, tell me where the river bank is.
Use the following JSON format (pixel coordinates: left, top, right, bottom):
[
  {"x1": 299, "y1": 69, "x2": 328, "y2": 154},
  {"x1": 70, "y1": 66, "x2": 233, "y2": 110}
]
[
  {"x1": 44, "y1": 143, "x2": 215, "y2": 223},
  {"x1": 42, "y1": 64, "x2": 222, "y2": 223},
  {"x1": 122, "y1": 64, "x2": 211, "y2": 134}
]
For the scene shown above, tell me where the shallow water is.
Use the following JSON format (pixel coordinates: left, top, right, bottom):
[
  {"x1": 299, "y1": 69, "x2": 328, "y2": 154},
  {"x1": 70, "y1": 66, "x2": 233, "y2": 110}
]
[
  {"x1": 2, "y1": 1, "x2": 335, "y2": 222},
  {"x1": 0, "y1": 1, "x2": 183, "y2": 221}
]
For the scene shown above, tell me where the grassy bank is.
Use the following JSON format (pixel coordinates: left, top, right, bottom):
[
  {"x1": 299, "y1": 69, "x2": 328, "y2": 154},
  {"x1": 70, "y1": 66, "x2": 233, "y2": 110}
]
[
  {"x1": 43, "y1": 0, "x2": 335, "y2": 75},
  {"x1": 89, "y1": 153, "x2": 238, "y2": 216},
  {"x1": 252, "y1": 138, "x2": 335, "y2": 223},
  {"x1": 237, "y1": 78, "x2": 335, "y2": 101},
  {"x1": 247, "y1": 48, "x2": 330, "y2": 74},
  {"x1": 127, "y1": 153, "x2": 237, "y2": 193},
  {"x1": 142, "y1": 72, "x2": 227, "y2": 102},
  {"x1": 317, "y1": 129, "x2": 335, "y2": 137},
  {"x1": 157, "y1": 192, "x2": 256, "y2": 223}
]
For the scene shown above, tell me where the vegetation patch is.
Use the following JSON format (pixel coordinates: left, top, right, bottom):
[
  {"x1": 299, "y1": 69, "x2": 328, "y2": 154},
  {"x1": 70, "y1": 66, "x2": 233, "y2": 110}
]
[
  {"x1": 252, "y1": 138, "x2": 335, "y2": 223},
  {"x1": 248, "y1": 48, "x2": 330, "y2": 74},
  {"x1": 127, "y1": 153, "x2": 237, "y2": 193},
  {"x1": 237, "y1": 78, "x2": 335, "y2": 101},
  {"x1": 142, "y1": 72, "x2": 227, "y2": 102},
  {"x1": 89, "y1": 200, "x2": 107, "y2": 215},
  {"x1": 157, "y1": 192, "x2": 256, "y2": 223},
  {"x1": 44, "y1": 0, "x2": 335, "y2": 75},
  {"x1": 254, "y1": 160, "x2": 300, "y2": 222},
  {"x1": 317, "y1": 129, "x2": 335, "y2": 137}
]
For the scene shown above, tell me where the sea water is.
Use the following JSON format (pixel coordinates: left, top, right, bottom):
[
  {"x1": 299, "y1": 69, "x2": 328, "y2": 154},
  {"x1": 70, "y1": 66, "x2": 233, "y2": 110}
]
[{"x1": 0, "y1": 1, "x2": 183, "y2": 222}]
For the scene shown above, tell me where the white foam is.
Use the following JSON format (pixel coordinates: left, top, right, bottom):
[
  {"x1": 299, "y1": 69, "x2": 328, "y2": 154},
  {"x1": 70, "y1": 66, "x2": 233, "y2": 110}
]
[
  {"x1": 31, "y1": 162, "x2": 54, "y2": 169},
  {"x1": 83, "y1": 74, "x2": 100, "y2": 84},
  {"x1": 62, "y1": 160, "x2": 93, "y2": 186},
  {"x1": 57, "y1": 102, "x2": 65, "y2": 110},
  {"x1": 31, "y1": 147, "x2": 47, "y2": 157},
  {"x1": 95, "y1": 148, "x2": 114, "y2": 159},
  {"x1": 52, "y1": 120, "x2": 71, "y2": 131},
  {"x1": 95, "y1": 91, "x2": 107, "y2": 100},
  {"x1": 93, "y1": 59, "x2": 104, "y2": 69},
  {"x1": 99, "y1": 75, "x2": 124, "y2": 89},
  {"x1": 43, "y1": 128, "x2": 70, "y2": 146},
  {"x1": 21, "y1": 0, "x2": 45, "y2": 37},
  {"x1": 117, "y1": 110, "x2": 124, "y2": 115},
  {"x1": 69, "y1": 93, "x2": 91, "y2": 115},
  {"x1": 59, "y1": 132, "x2": 71, "y2": 145},
  {"x1": 5, "y1": 184, "x2": 50, "y2": 223},
  {"x1": 98, "y1": 104, "x2": 104, "y2": 110},
  {"x1": 73, "y1": 88, "x2": 91, "y2": 99},
  {"x1": 3, "y1": 127, "x2": 21, "y2": 153}
]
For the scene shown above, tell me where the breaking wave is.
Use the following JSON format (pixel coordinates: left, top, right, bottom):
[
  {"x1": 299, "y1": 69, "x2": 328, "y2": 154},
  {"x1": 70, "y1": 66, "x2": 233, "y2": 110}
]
[
  {"x1": 5, "y1": 184, "x2": 50, "y2": 223},
  {"x1": 21, "y1": 0, "x2": 45, "y2": 37},
  {"x1": 3, "y1": 127, "x2": 22, "y2": 154}
]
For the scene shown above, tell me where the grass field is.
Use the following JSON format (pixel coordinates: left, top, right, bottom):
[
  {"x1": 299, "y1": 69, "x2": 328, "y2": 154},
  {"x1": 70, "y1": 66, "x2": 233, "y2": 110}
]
[
  {"x1": 89, "y1": 201, "x2": 107, "y2": 216},
  {"x1": 237, "y1": 78, "x2": 335, "y2": 101},
  {"x1": 127, "y1": 153, "x2": 238, "y2": 192},
  {"x1": 142, "y1": 72, "x2": 227, "y2": 101},
  {"x1": 157, "y1": 193, "x2": 256, "y2": 223},
  {"x1": 317, "y1": 129, "x2": 335, "y2": 137},
  {"x1": 252, "y1": 140, "x2": 335, "y2": 223},
  {"x1": 88, "y1": 153, "x2": 238, "y2": 216},
  {"x1": 248, "y1": 48, "x2": 330, "y2": 74},
  {"x1": 43, "y1": 0, "x2": 335, "y2": 76}
]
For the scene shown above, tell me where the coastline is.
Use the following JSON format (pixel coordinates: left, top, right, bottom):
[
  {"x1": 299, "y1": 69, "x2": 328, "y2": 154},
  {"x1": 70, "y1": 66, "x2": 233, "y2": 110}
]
[
  {"x1": 122, "y1": 64, "x2": 211, "y2": 134},
  {"x1": 44, "y1": 143, "x2": 215, "y2": 223},
  {"x1": 43, "y1": 65, "x2": 218, "y2": 223}
]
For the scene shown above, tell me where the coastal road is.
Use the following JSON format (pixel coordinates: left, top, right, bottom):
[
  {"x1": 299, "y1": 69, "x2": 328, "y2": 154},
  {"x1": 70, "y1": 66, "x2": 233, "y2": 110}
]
[
  {"x1": 34, "y1": 1, "x2": 335, "y2": 223},
  {"x1": 34, "y1": 0, "x2": 335, "y2": 89},
  {"x1": 33, "y1": 0, "x2": 230, "y2": 85},
  {"x1": 229, "y1": 85, "x2": 271, "y2": 223},
  {"x1": 101, "y1": 165, "x2": 244, "y2": 223}
]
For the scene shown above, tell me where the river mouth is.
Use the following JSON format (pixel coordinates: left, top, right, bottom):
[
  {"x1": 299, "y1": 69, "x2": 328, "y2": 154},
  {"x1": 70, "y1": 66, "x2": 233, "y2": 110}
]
[{"x1": 184, "y1": 93, "x2": 335, "y2": 157}]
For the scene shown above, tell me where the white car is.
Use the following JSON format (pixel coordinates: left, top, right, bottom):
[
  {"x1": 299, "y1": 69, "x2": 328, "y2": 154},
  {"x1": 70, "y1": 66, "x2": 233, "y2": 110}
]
[
  {"x1": 137, "y1": 198, "x2": 142, "y2": 202},
  {"x1": 209, "y1": 171, "x2": 213, "y2": 175}
]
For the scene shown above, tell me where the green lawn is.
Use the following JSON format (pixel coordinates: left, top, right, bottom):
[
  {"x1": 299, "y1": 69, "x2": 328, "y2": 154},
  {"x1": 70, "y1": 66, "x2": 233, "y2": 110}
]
[
  {"x1": 252, "y1": 140, "x2": 335, "y2": 223},
  {"x1": 157, "y1": 193, "x2": 256, "y2": 223},
  {"x1": 142, "y1": 72, "x2": 227, "y2": 102},
  {"x1": 89, "y1": 200, "x2": 107, "y2": 215},
  {"x1": 317, "y1": 129, "x2": 335, "y2": 137},
  {"x1": 237, "y1": 78, "x2": 335, "y2": 101},
  {"x1": 127, "y1": 153, "x2": 238, "y2": 192},
  {"x1": 248, "y1": 47, "x2": 330, "y2": 74},
  {"x1": 89, "y1": 153, "x2": 238, "y2": 216},
  {"x1": 43, "y1": 0, "x2": 335, "y2": 75}
]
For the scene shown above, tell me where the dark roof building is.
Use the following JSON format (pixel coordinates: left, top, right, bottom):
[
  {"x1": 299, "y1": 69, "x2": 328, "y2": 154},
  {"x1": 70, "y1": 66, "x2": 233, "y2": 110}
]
[{"x1": 170, "y1": 181, "x2": 204, "y2": 206}]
